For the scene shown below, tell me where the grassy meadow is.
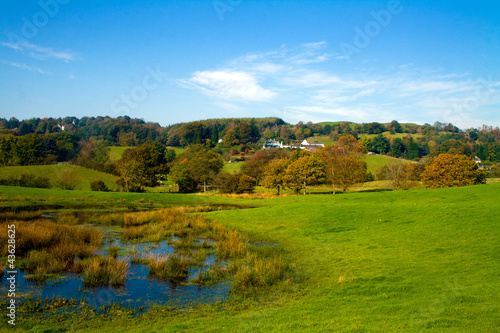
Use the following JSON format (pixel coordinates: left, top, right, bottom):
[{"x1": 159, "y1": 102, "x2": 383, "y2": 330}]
[
  {"x1": 108, "y1": 146, "x2": 133, "y2": 162},
  {"x1": 0, "y1": 165, "x2": 118, "y2": 191},
  {"x1": 0, "y1": 182, "x2": 498, "y2": 332}
]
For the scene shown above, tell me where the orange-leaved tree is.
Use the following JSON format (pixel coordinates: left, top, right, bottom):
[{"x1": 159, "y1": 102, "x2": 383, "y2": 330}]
[{"x1": 420, "y1": 153, "x2": 486, "y2": 188}]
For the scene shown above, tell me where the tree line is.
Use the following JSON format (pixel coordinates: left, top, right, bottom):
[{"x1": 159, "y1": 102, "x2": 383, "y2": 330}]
[{"x1": 1, "y1": 116, "x2": 500, "y2": 175}]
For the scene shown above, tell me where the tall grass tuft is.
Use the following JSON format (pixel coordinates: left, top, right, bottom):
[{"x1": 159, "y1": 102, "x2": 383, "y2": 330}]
[
  {"x1": 0, "y1": 220, "x2": 102, "y2": 281},
  {"x1": 147, "y1": 254, "x2": 190, "y2": 281},
  {"x1": 216, "y1": 230, "x2": 246, "y2": 259},
  {"x1": 233, "y1": 254, "x2": 290, "y2": 291},
  {"x1": 76, "y1": 256, "x2": 129, "y2": 286}
]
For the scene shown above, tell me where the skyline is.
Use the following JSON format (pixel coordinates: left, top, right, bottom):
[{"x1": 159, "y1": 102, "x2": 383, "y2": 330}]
[{"x1": 1, "y1": 0, "x2": 499, "y2": 128}]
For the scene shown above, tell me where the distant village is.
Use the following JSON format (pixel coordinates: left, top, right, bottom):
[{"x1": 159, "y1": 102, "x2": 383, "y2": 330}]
[{"x1": 262, "y1": 139, "x2": 325, "y2": 152}]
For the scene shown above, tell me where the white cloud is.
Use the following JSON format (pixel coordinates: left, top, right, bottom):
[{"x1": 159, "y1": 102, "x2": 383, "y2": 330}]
[
  {"x1": 180, "y1": 42, "x2": 500, "y2": 127},
  {"x1": 187, "y1": 70, "x2": 276, "y2": 102},
  {"x1": 0, "y1": 59, "x2": 51, "y2": 74},
  {"x1": 1, "y1": 42, "x2": 79, "y2": 63}
]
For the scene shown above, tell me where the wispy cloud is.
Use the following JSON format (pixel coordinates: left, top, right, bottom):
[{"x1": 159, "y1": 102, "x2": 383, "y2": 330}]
[
  {"x1": 0, "y1": 59, "x2": 51, "y2": 74},
  {"x1": 180, "y1": 41, "x2": 500, "y2": 127},
  {"x1": 1, "y1": 42, "x2": 79, "y2": 63}
]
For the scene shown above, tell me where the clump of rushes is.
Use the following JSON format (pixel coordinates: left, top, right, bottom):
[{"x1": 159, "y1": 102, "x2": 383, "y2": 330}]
[
  {"x1": 0, "y1": 220, "x2": 102, "y2": 281},
  {"x1": 190, "y1": 269, "x2": 221, "y2": 286},
  {"x1": 147, "y1": 254, "x2": 190, "y2": 281},
  {"x1": 0, "y1": 210, "x2": 43, "y2": 221},
  {"x1": 94, "y1": 212, "x2": 124, "y2": 226},
  {"x1": 19, "y1": 250, "x2": 67, "y2": 282},
  {"x1": 0, "y1": 220, "x2": 102, "y2": 257},
  {"x1": 75, "y1": 256, "x2": 129, "y2": 286},
  {"x1": 216, "y1": 230, "x2": 246, "y2": 260},
  {"x1": 56, "y1": 212, "x2": 79, "y2": 225},
  {"x1": 233, "y1": 254, "x2": 291, "y2": 291},
  {"x1": 106, "y1": 246, "x2": 122, "y2": 259}
]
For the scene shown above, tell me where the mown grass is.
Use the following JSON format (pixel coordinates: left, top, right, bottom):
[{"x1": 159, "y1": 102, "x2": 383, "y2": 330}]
[{"x1": 0, "y1": 165, "x2": 118, "y2": 191}]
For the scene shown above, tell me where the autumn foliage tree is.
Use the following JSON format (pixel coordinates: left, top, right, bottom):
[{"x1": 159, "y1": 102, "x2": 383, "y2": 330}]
[
  {"x1": 262, "y1": 158, "x2": 289, "y2": 195},
  {"x1": 420, "y1": 153, "x2": 486, "y2": 188},
  {"x1": 385, "y1": 162, "x2": 418, "y2": 190},
  {"x1": 285, "y1": 155, "x2": 325, "y2": 195},
  {"x1": 318, "y1": 135, "x2": 367, "y2": 193}
]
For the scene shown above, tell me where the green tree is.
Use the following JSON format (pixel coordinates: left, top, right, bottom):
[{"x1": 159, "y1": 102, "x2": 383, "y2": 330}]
[
  {"x1": 115, "y1": 141, "x2": 168, "y2": 191},
  {"x1": 421, "y1": 153, "x2": 486, "y2": 188},
  {"x1": 214, "y1": 172, "x2": 256, "y2": 194},
  {"x1": 14, "y1": 134, "x2": 42, "y2": 165},
  {"x1": 371, "y1": 134, "x2": 390, "y2": 154},
  {"x1": 0, "y1": 135, "x2": 15, "y2": 166},
  {"x1": 172, "y1": 144, "x2": 225, "y2": 192},
  {"x1": 390, "y1": 138, "x2": 406, "y2": 158},
  {"x1": 169, "y1": 161, "x2": 197, "y2": 193}
]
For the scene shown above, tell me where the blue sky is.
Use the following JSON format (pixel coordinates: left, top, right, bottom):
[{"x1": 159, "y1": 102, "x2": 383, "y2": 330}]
[{"x1": 1, "y1": 0, "x2": 499, "y2": 128}]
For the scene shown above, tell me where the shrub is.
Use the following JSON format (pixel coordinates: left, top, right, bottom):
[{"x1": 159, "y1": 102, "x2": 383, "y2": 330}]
[
  {"x1": 55, "y1": 169, "x2": 81, "y2": 190},
  {"x1": 0, "y1": 173, "x2": 50, "y2": 188},
  {"x1": 90, "y1": 179, "x2": 110, "y2": 192},
  {"x1": 214, "y1": 172, "x2": 256, "y2": 194}
]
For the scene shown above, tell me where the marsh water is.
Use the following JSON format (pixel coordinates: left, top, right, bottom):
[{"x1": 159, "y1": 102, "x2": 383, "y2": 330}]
[{"x1": 0, "y1": 226, "x2": 230, "y2": 310}]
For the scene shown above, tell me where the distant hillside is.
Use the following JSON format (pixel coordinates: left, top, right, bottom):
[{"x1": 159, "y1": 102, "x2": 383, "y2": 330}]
[{"x1": 1, "y1": 116, "x2": 499, "y2": 165}]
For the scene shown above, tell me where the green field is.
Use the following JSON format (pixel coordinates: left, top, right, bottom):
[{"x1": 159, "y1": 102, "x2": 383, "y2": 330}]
[
  {"x1": 308, "y1": 135, "x2": 336, "y2": 146},
  {"x1": 364, "y1": 154, "x2": 415, "y2": 174},
  {"x1": 359, "y1": 132, "x2": 423, "y2": 141},
  {"x1": 0, "y1": 165, "x2": 118, "y2": 191},
  {"x1": 1, "y1": 182, "x2": 498, "y2": 332},
  {"x1": 108, "y1": 146, "x2": 132, "y2": 162},
  {"x1": 223, "y1": 161, "x2": 242, "y2": 174},
  {"x1": 109, "y1": 146, "x2": 185, "y2": 162}
]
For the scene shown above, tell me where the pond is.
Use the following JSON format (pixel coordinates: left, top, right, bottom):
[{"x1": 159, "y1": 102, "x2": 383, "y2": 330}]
[{"x1": 0, "y1": 226, "x2": 230, "y2": 311}]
